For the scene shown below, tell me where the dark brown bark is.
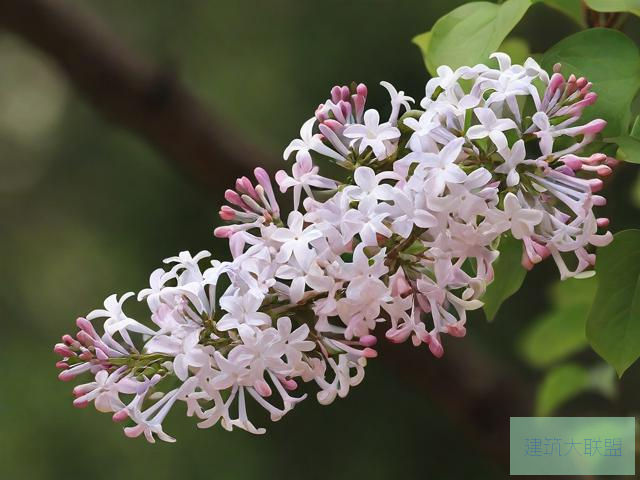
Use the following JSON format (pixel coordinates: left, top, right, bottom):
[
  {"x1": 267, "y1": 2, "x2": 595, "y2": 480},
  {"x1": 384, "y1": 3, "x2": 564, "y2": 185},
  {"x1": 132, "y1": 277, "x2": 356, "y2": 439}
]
[{"x1": 0, "y1": 0, "x2": 274, "y2": 191}]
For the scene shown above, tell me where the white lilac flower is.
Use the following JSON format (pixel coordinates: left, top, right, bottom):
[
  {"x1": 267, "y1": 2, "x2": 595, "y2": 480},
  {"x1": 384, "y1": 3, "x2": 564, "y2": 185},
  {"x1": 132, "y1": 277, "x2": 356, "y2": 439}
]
[
  {"x1": 402, "y1": 110, "x2": 441, "y2": 154},
  {"x1": 217, "y1": 293, "x2": 272, "y2": 331},
  {"x1": 412, "y1": 137, "x2": 467, "y2": 195},
  {"x1": 271, "y1": 210, "x2": 323, "y2": 264},
  {"x1": 423, "y1": 64, "x2": 461, "y2": 101},
  {"x1": 275, "y1": 151, "x2": 337, "y2": 210},
  {"x1": 387, "y1": 189, "x2": 437, "y2": 237},
  {"x1": 56, "y1": 53, "x2": 615, "y2": 442},
  {"x1": 86, "y1": 293, "x2": 156, "y2": 348},
  {"x1": 466, "y1": 107, "x2": 518, "y2": 150},
  {"x1": 343, "y1": 109, "x2": 400, "y2": 160},
  {"x1": 495, "y1": 139, "x2": 529, "y2": 187},
  {"x1": 502, "y1": 192, "x2": 544, "y2": 240},
  {"x1": 380, "y1": 80, "x2": 414, "y2": 125},
  {"x1": 283, "y1": 117, "x2": 344, "y2": 162}
]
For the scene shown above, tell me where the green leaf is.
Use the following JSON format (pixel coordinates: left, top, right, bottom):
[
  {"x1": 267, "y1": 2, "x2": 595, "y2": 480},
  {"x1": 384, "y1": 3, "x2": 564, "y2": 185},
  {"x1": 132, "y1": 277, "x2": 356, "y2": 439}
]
[
  {"x1": 535, "y1": 363, "x2": 616, "y2": 416},
  {"x1": 412, "y1": 31, "x2": 432, "y2": 69},
  {"x1": 630, "y1": 115, "x2": 640, "y2": 138},
  {"x1": 586, "y1": 230, "x2": 640, "y2": 377},
  {"x1": 607, "y1": 135, "x2": 640, "y2": 163},
  {"x1": 539, "y1": 0, "x2": 586, "y2": 27},
  {"x1": 499, "y1": 37, "x2": 530, "y2": 65},
  {"x1": 519, "y1": 277, "x2": 597, "y2": 368},
  {"x1": 414, "y1": 0, "x2": 532, "y2": 76},
  {"x1": 542, "y1": 29, "x2": 640, "y2": 137},
  {"x1": 589, "y1": 363, "x2": 617, "y2": 398},
  {"x1": 483, "y1": 235, "x2": 527, "y2": 322},
  {"x1": 585, "y1": 0, "x2": 640, "y2": 16},
  {"x1": 535, "y1": 364, "x2": 589, "y2": 416}
]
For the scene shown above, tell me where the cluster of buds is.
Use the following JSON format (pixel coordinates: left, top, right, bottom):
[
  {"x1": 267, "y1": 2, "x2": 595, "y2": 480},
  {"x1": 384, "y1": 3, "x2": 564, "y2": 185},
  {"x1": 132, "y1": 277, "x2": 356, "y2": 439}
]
[
  {"x1": 218, "y1": 168, "x2": 280, "y2": 227},
  {"x1": 55, "y1": 53, "x2": 616, "y2": 441}
]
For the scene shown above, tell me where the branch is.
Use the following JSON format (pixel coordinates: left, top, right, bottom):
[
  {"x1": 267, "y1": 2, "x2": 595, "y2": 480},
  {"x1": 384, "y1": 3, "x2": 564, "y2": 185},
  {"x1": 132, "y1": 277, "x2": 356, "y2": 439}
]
[
  {"x1": 377, "y1": 332, "x2": 532, "y2": 468},
  {"x1": 0, "y1": 0, "x2": 275, "y2": 190},
  {"x1": 0, "y1": 0, "x2": 531, "y2": 470}
]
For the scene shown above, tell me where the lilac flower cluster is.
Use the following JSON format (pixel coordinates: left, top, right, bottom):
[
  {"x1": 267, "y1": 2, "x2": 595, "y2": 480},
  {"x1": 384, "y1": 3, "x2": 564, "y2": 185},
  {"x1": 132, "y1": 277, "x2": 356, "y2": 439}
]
[{"x1": 55, "y1": 53, "x2": 615, "y2": 441}]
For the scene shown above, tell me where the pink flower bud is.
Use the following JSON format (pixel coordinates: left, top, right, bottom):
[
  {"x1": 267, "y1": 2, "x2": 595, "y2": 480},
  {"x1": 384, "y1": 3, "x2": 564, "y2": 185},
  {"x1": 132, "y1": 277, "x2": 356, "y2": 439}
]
[
  {"x1": 583, "y1": 91, "x2": 597, "y2": 105},
  {"x1": 605, "y1": 157, "x2": 620, "y2": 168},
  {"x1": 359, "y1": 335, "x2": 377, "y2": 347},
  {"x1": 214, "y1": 226, "x2": 233, "y2": 238},
  {"x1": 362, "y1": 347, "x2": 378, "y2": 358},
  {"x1": 330, "y1": 85, "x2": 342, "y2": 104},
  {"x1": 254, "y1": 379, "x2": 272, "y2": 397},
  {"x1": 581, "y1": 119, "x2": 606, "y2": 135},
  {"x1": 62, "y1": 334, "x2": 79, "y2": 348},
  {"x1": 236, "y1": 176, "x2": 258, "y2": 200},
  {"x1": 338, "y1": 100, "x2": 352, "y2": 122},
  {"x1": 447, "y1": 323, "x2": 466, "y2": 338},
  {"x1": 585, "y1": 153, "x2": 607, "y2": 165},
  {"x1": 58, "y1": 369, "x2": 77, "y2": 382},
  {"x1": 556, "y1": 165, "x2": 576, "y2": 176},
  {"x1": 253, "y1": 168, "x2": 278, "y2": 213},
  {"x1": 385, "y1": 327, "x2": 410, "y2": 344},
  {"x1": 561, "y1": 154, "x2": 583, "y2": 170},
  {"x1": 352, "y1": 93, "x2": 366, "y2": 123},
  {"x1": 73, "y1": 399, "x2": 90, "y2": 409},
  {"x1": 521, "y1": 252, "x2": 535, "y2": 271},
  {"x1": 548, "y1": 72, "x2": 564, "y2": 95},
  {"x1": 76, "y1": 331, "x2": 95, "y2": 348},
  {"x1": 428, "y1": 336, "x2": 444, "y2": 358},
  {"x1": 54, "y1": 343, "x2": 74, "y2": 357},
  {"x1": 73, "y1": 384, "x2": 93, "y2": 397},
  {"x1": 340, "y1": 86, "x2": 350, "y2": 101},
  {"x1": 588, "y1": 178, "x2": 603, "y2": 193},
  {"x1": 219, "y1": 206, "x2": 236, "y2": 221},
  {"x1": 580, "y1": 82, "x2": 593, "y2": 96},
  {"x1": 76, "y1": 317, "x2": 97, "y2": 337},
  {"x1": 113, "y1": 409, "x2": 129, "y2": 422},
  {"x1": 78, "y1": 351, "x2": 93, "y2": 361},
  {"x1": 532, "y1": 242, "x2": 550, "y2": 260},
  {"x1": 224, "y1": 189, "x2": 247, "y2": 209},
  {"x1": 323, "y1": 119, "x2": 344, "y2": 134},
  {"x1": 281, "y1": 378, "x2": 298, "y2": 391},
  {"x1": 315, "y1": 103, "x2": 328, "y2": 122}
]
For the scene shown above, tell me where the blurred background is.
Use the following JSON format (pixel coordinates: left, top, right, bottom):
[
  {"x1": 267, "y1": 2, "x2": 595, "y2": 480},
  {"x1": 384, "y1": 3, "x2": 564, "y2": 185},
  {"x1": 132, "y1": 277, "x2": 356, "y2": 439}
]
[{"x1": 0, "y1": 1, "x2": 639, "y2": 478}]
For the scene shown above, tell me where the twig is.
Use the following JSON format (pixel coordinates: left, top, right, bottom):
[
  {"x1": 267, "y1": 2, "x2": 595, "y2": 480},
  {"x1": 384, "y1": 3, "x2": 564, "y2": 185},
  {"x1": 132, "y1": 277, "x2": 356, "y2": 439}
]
[{"x1": 0, "y1": 0, "x2": 275, "y2": 191}]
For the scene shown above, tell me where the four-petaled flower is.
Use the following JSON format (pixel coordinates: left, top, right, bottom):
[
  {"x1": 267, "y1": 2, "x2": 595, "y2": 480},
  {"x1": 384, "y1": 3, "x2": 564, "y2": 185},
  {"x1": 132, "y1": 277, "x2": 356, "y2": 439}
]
[
  {"x1": 344, "y1": 109, "x2": 400, "y2": 159},
  {"x1": 466, "y1": 107, "x2": 518, "y2": 150}
]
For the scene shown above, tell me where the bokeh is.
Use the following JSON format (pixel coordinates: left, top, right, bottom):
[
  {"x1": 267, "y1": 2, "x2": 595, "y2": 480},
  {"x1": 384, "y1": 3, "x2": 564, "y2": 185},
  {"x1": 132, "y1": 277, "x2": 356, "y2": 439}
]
[{"x1": 1, "y1": 1, "x2": 639, "y2": 478}]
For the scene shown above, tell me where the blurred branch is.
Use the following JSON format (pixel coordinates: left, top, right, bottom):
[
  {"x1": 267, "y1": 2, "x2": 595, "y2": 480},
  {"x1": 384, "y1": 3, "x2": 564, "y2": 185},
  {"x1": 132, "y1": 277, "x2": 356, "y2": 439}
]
[
  {"x1": 377, "y1": 335, "x2": 532, "y2": 469},
  {"x1": 0, "y1": 0, "x2": 531, "y2": 470},
  {"x1": 0, "y1": 0, "x2": 274, "y2": 190}
]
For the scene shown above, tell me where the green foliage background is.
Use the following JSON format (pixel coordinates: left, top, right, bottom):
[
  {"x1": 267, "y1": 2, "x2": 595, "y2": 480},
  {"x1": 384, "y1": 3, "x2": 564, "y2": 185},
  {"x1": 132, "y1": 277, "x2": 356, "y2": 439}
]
[{"x1": 0, "y1": 1, "x2": 639, "y2": 478}]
